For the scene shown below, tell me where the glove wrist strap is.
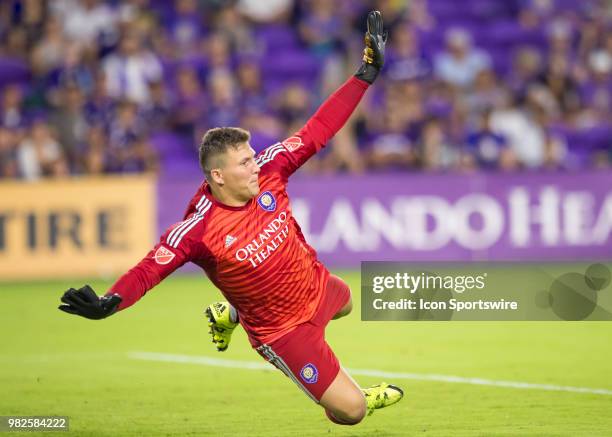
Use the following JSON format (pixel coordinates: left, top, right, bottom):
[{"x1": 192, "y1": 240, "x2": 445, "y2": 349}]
[{"x1": 354, "y1": 63, "x2": 379, "y2": 84}]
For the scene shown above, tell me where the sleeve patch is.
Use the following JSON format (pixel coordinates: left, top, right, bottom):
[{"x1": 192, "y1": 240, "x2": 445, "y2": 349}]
[
  {"x1": 154, "y1": 246, "x2": 176, "y2": 265},
  {"x1": 281, "y1": 136, "x2": 304, "y2": 152}
]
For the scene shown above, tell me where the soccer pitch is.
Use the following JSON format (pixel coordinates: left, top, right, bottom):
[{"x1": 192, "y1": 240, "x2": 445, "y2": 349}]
[{"x1": 2, "y1": 270, "x2": 612, "y2": 436}]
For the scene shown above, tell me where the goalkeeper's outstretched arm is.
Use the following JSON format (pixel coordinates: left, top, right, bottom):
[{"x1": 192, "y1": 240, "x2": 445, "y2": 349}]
[
  {"x1": 58, "y1": 220, "x2": 210, "y2": 319},
  {"x1": 265, "y1": 10, "x2": 388, "y2": 179}
]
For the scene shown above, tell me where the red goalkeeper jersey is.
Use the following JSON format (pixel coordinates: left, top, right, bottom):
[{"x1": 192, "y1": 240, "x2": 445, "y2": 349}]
[{"x1": 106, "y1": 76, "x2": 369, "y2": 346}]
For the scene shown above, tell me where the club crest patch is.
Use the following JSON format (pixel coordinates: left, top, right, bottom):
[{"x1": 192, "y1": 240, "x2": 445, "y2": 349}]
[
  {"x1": 282, "y1": 136, "x2": 303, "y2": 152},
  {"x1": 257, "y1": 191, "x2": 276, "y2": 212},
  {"x1": 300, "y1": 363, "x2": 318, "y2": 384},
  {"x1": 154, "y1": 246, "x2": 175, "y2": 265}
]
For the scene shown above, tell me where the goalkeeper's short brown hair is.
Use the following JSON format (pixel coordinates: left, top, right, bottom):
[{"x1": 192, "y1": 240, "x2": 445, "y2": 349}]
[{"x1": 199, "y1": 127, "x2": 251, "y2": 179}]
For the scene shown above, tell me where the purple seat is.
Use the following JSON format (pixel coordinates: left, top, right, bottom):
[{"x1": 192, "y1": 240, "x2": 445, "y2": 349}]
[
  {"x1": 150, "y1": 132, "x2": 196, "y2": 161},
  {"x1": 259, "y1": 51, "x2": 321, "y2": 87},
  {"x1": 556, "y1": 126, "x2": 612, "y2": 152},
  {"x1": 0, "y1": 58, "x2": 30, "y2": 87},
  {"x1": 255, "y1": 25, "x2": 301, "y2": 53},
  {"x1": 249, "y1": 130, "x2": 279, "y2": 153},
  {"x1": 565, "y1": 148, "x2": 593, "y2": 169},
  {"x1": 427, "y1": 1, "x2": 460, "y2": 19},
  {"x1": 464, "y1": 0, "x2": 515, "y2": 20},
  {"x1": 554, "y1": 0, "x2": 592, "y2": 12},
  {"x1": 483, "y1": 21, "x2": 546, "y2": 49}
]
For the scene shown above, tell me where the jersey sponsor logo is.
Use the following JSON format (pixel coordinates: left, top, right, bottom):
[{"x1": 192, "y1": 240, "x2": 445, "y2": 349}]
[
  {"x1": 300, "y1": 363, "x2": 318, "y2": 384},
  {"x1": 225, "y1": 234, "x2": 237, "y2": 248},
  {"x1": 235, "y1": 211, "x2": 289, "y2": 268},
  {"x1": 282, "y1": 136, "x2": 303, "y2": 152},
  {"x1": 257, "y1": 191, "x2": 277, "y2": 212},
  {"x1": 154, "y1": 246, "x2": 175, "y2": 265}
]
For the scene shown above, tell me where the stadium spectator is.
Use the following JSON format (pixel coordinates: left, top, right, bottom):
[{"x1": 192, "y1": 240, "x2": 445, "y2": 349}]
[
  {"x1": 406, "y1": 0, "x2": 436, "y2": 32},
  {"x1": 51, "y1": 42, "x2": 95, "y2": 95},
  {"x1": 546, "y1": 18, "x2": 574, "y2": 61},
  {"x1": 383, "y1": 22, "x2": 431, "y2": 82},
  {"x1": 275, "y1": 82, "x2": 313, "y2": 127},
  {"x1": 491, "y1": 86, "x2": 567, "y2": 169},
  {"x1": 52, "y1": 0, "x2": 118, "y2": 50},
  {"x1": 214, "y1": 5, "x2": 257, "y2": 56},
  {"x1": 237, "y1": 0, "x2": 292, "y2": 24},
  {"x1": 366, "y1": 108, "x2": 416, "y2": 171},
  {"x1": 0, "y1": 126, "x2": 18, "y2": 178},
  {"x1": 518, "y1": 0, "x2": 555, "y2": 30},
  {"x1": 204, "y1": 70, "x2": 240, "y2": 129},
  {"x1": 107, "y1": 100, "x2": 156, "y2": 173},
  {"x1": 16, "y1": 118, "x2": 68, "y2": 180},
  {"x1": 48, "y1": 84, "x2": 89, "y2": 172},
  {"x1": 419, "y1": 117, "x2": 459, "y2": 171},
  {"x1": 507, "y1": 46, "x2": 543, "y2": 100},
  {"x1": 171, "y1": 64, "x2": 206, "y2": 138},
  {"x1": 102, "y1": 30, "x2": 162, "y2": 105},
  {"x1": 1, "y1": 26, "x2": 29, "y2": 61},
  {"x1": 29, "y1": 17, "x2": 67, "y2": 77},
  {"x1": 1, "y1": 84, "x2": 26, "y2": 129},
  {"x1": 536, "y1": 53, "x2": 580, "y2": 119},
  {"x1": 434, "y1": 28, "x2": 491, "y2": 89},
  {"x1": 319, "y1": 121, "x2": 366, "y2": 174},
  {"x1": 82, "y1": 123, "x2": 108, "y2": 175},
  {"x1": 237, "y1": 60, "x2": 283, "y2": 141},
  {"x1": 465, "y1": 69, "x2": 508, "y2": 116},
  {"x1": 577, "y1": 50, "x2": 612, "y2": 126},
  {"x1": 395, "y1": 79, "x2": 426, "y2": 124},
  {"x1": 84, "y1": 72, "x2": 116, "y2": 129},
  {"x1": 298, "y1": 0, "x2": 344, "y2": 59},
  {"x1": 143, "y1": 79, "x2": 173, "y2": 132},
  {"x1": 465, "y1": 109, "x2": 517, "y2": 171},
  {"x1": 0, "y1": 0, "x2": 609, "y2": 179},
  {"x1": 204, "y1": 32, "x2": 233, "y2": 74},
  {"x1": 166, "y1": 0, "x2": 204, "y2": 55}
]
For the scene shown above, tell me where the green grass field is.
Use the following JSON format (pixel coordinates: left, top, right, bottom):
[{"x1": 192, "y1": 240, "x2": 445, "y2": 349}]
[{"x1": 2, "y1": 271, "x2": 612, "y2": 436}]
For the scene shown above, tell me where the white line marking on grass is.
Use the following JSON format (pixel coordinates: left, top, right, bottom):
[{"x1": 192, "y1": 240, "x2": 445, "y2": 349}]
[{"x1": 128, "y1": 351, "x2": 612, "y2": 396}]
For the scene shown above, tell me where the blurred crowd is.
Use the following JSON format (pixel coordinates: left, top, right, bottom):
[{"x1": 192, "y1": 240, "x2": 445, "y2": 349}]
[{"x1": 0, "y1": 0, "x2": 611, "y2": 180}]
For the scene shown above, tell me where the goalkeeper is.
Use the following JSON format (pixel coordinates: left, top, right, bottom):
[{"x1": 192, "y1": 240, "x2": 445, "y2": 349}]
[{"x1": 59, "y1": 11, "x2": 403, "y2": 425}]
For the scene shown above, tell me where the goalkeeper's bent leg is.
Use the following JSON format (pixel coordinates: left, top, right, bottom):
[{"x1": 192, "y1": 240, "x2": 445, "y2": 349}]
[{"x1": 319, "y1": 368, "x2": 367, "y2": 425}]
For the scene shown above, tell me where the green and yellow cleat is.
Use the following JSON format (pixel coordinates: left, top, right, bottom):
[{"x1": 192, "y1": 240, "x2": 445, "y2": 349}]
[
  {"x1": 362, "y1": 382, "x2": 404, "y2": 416},
  {"x1": 204, "y1": 301, "x2": 238, "y2": 352}
]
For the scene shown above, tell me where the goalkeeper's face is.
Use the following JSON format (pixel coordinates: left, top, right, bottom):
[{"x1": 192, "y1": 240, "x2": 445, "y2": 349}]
[{"x1": 219, "y1": 142, "x2": 260, "y2": 202}]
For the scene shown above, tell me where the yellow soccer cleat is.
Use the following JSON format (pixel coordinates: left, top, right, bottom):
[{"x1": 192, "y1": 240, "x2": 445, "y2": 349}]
[
  {"x1": 204, "y1": 301, "x2": 238, "y2": 352},
  {"x1": 362, "y1": 382, "x2": 404, "y2": 416}
]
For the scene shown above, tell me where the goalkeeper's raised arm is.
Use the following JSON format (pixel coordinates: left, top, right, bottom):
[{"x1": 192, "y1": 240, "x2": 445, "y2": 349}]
[{"x1": 260, "y1": 10, "x2": 388, "y2": 180}]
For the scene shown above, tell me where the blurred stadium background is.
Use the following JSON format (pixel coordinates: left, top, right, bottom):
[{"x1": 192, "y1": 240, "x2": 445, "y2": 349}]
[{"x1": 1, "y1": 0, "x2": 612, "y2": 435}]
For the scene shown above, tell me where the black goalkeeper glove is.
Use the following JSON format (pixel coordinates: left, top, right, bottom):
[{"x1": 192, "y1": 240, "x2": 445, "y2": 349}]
[
  {"x1": 354, "y1": 10, "x2": 388, "y2": 84},
  {"x1": 58, "y1": 285, "x2": 121, "y2": 320}
]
